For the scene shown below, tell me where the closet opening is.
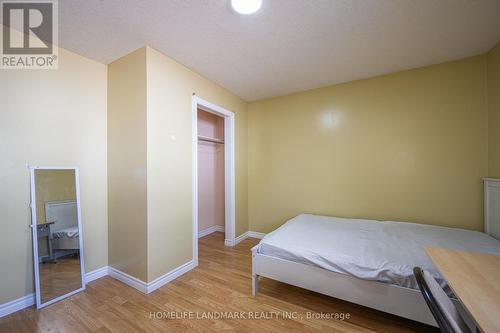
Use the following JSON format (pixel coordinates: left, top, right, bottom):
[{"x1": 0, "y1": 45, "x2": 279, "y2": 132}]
[
  {"x1": 192, "y1": 96, "x2": 236, "y2": 265},
  {"x1": 197, "y1": 109, "x2": 225, "y2": 241}
]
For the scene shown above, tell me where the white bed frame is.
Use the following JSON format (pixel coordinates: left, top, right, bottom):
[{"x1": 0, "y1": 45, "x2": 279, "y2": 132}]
[
  {"x1": 251, "y1": 178, "x2": 500, "y2": 327},
  {"x1": 251, "y1": 247, "x2": 442, "y2": 326},
  {"x1": 45, "y1": 200, "x2": 80, "y2": 251}
]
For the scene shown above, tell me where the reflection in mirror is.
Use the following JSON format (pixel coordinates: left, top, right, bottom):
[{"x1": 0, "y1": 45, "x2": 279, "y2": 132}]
[{"x1": 31, "y1": 168, "x2": 85, "y2": 308}]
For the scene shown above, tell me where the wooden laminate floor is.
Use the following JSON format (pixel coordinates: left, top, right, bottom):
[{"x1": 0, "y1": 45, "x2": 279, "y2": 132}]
[
  {"x1": 39, "y1": 257, "x2": 82, "y2": 304},
  {"x1": 0, "y1": 233, "x2": 438, "y2": 332}
]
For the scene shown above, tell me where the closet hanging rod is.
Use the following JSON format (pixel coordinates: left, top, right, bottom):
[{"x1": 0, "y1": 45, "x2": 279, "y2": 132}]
[{"x1": 198, "y1": 135, "x2": 224, "y2": 144}]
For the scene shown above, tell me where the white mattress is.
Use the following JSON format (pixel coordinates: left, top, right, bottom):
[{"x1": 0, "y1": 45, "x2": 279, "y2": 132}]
[
  {"x1": 52, "y1": 226, "x2": 79, "y2": 239},
  {"x1": 256, "y1": 214, "x2": 500, "y2": 293}
]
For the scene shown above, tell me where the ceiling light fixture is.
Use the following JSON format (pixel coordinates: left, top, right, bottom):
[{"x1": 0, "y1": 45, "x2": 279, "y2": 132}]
[{"x1": 231, "y1": 0, "x2": 262, "y2": 15}]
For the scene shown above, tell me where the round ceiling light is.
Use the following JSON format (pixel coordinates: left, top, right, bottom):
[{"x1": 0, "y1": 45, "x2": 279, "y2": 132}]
[{"x1": 231, "y1": 0, "x2": 262, "y2": 15}]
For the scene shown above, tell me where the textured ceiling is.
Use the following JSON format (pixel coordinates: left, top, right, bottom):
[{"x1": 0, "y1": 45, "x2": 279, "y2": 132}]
[{"x1": 56, "y1": 0, "x2": 500, "y2": 101}]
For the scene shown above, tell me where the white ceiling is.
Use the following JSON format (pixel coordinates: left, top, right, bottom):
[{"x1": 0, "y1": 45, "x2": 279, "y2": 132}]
[{"x1": 57, "y1": 0, "x2": 500, "y2": 101}]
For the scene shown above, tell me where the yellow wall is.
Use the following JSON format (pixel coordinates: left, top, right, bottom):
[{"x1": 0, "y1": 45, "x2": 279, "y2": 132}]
[
  {"x1": 107, "y1": 46, "x2": 248, "y2": 283},
  {"x1": 248, "y1": 56, "x2": 488, "y2": 233},
  {"x1": 488, "y1": 43, "x2": 500, "y2": 178},
  {"x1": 35, "y1": 169, "x2": 76, "y2": 225},
  {"x1": 0, "y1": 47, "x2": 108, "y2": 305},
  {"x1": 146, "y1": 47, "x2": 248, "y2": 281},
  {"x1": 107, "y1": 48, "x2": 148, "y2": 281},
  {"x1": 0, "y1": 34, "x2": 496, "y2": 307}
]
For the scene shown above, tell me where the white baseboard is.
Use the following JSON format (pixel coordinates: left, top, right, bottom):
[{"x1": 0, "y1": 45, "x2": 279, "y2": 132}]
[
  {"x1": 225, "y1": 230, "x2": 266, "y2": 247},
  {"x1": 85, "y1": 266, "x2": 109, "y2": 284},
  {"x1": 1, "y1": 229, "x2": 267, "y2": 318},
  {"x1": 0, "y1": 260, "x2": 198, "y2": 318},
  {"x1": 0, "y1": 293, "x2": 35, "y2": 318},
  {"x1": 224, "y1": 233, "x2": 244, "y2": 246},
  {"x1": 1, "y1": 231, "x2": 266, "y2": 317},
  {"x1": 248, "y1": 231, "x2": 266, "y2": 239},
  {"x1": 198, "y1": 225, "x2": 224, "y2": 238},
  {"x1": 108, "y1": 260, "x2": 197, "y2": 294},
  {"x1": 234, "y1": 231, "x2": 249, "y2": 245},
  {"x1": 0, "y1": 265, "x2": 113, "y2": 318},
  {"x1": 108, "y1": 266, "x2": 148, "y2": 294},
  {"x1": 147, "y1": 260, "x2": 197, "y2": 293}
]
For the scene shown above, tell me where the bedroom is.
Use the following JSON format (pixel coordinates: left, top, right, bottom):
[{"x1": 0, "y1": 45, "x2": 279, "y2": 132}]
[{"x1": 1, "y1": 1, "x2": 500, "y2": 332}]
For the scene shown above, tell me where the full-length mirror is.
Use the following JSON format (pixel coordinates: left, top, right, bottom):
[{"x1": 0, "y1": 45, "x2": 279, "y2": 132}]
[{"x1": 30, "y1": 167, "x2": 85, "y2": 308}]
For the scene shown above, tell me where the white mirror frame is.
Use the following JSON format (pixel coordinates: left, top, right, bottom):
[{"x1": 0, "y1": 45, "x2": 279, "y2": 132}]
[{"x1": 29, "y1": 166, "x2": 86, "y2": 309}]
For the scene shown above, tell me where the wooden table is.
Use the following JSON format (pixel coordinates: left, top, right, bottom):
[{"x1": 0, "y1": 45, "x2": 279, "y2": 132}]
[{"x1": 426, "y1": 247, "x2": 500, "y2": 333}]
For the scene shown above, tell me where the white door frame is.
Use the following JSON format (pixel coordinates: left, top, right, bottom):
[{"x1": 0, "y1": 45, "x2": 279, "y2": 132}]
[{"x1": 192, "y1": 96, "x2": 236, "y2": 264}]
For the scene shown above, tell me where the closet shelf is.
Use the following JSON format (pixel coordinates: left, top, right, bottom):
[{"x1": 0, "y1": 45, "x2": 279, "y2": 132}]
[{"x1": 198, "y1": 135, "x2": 224, "y2": 144}]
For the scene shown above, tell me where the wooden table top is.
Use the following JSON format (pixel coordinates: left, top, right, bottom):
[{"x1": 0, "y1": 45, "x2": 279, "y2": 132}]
[{"x1": 426, "y1": 247, "x2": 500, "y2": 333}]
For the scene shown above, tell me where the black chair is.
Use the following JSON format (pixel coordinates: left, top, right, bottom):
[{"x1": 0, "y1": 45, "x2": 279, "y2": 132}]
[{"x1": 413, "y1": 267, "x2": 471, "y2": 333}]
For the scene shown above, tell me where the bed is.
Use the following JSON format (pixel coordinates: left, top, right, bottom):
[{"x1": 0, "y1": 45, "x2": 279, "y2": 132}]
[
  {"x1": 45, "y1": 201, "x2": 80, "y2": 258},
  {"x1": 251, "y1": 214, "x2": 500, "y2": 326},
  {"x1": 52, "y1": 226, "x2": 80, "y2": 250}
]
